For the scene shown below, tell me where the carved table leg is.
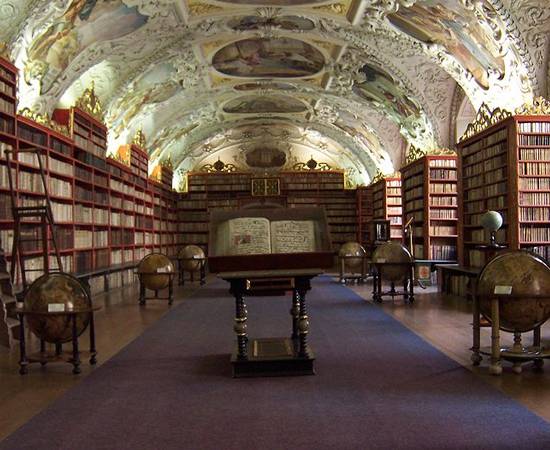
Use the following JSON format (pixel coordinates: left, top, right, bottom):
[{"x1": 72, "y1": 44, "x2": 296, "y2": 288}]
[
  {"x1": 489, "y1": 297, "x2": 502, "y2": 375},
  {"x1": 71, "y1": 315, "x2": 81, "y2": 375},
  {"x1": 18, "y1": 313, "x2": 28, "y2": 375},
  {"x1": 377, "y1": 270, "x2": 383, "y2": 303},
  {"x1": 408, "y1": 267, "x2": 415, "y2": 303},
  {"x1": 89, "y1": 311, "x2": 97, "y2": 365},
  {"x1": 471, "y1": 294, "x2": 482, "y2": 366},
  {"x1": 297, "y1": 288, "x2": 310, "y2": 358},
  {"x1": 291, "y1": 289, "x2": 300, "y2": 340},
  {"x1": 372, "y1": 271, "x2": 378, "y2": 302},
  {"x1": 232, "y1": 281, "x2": 248, "y2": 360},
  {"x1": 200, "y1": 262, "x2": 206, "y2": 286}
]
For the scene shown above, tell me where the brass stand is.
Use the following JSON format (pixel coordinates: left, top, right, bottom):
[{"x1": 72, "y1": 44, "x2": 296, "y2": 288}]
[{"x1": 338, "y1": 255, "x2": 368, "y2": 285}]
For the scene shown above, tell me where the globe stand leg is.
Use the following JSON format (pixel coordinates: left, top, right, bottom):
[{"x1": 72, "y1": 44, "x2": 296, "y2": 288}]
[
  {"x1": 139, "y1": 279, "x2": 146, "y2": 305},
  {"x1": 18, "y1": 313, "x2": 28, "y2": 375},
  {"x1": 199, "y1": 262, "x2": 206, "y2": 286},
  {"x1": 168, "y1": 278, "x2": 174, "y2": 305},
  {"x1": 40, "y1": 339, "x2": 47, "y2": 366},
  {"x1": 339, "y1": 258, "x2": 345, "y2": 285},
  {"x1": 472, "y1": 295, "x2": 482, "y2": 366},
  {"x1": 89, "y1": 311, "x2": 97, "y2": 365},
  {"x1": 490, "y1": 298, "x2": 502, "y2": 376},
  {"x1": 71, "y1": 315, "x2": 81, "y2": 375}
]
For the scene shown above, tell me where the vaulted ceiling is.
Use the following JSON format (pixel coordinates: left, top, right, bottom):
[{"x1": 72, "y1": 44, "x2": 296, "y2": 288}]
[{"x1": 2, "y1": 0, "x2": 549, "y2": 188}]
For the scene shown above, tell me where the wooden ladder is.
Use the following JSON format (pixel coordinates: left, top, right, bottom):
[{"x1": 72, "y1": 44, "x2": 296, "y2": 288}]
[{"x1": 4, "y1": 148, "x2": 64, "y2": 291}]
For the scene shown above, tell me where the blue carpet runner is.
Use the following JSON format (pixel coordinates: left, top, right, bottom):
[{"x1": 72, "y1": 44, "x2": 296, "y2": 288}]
[{"x1": 2, "y1": 277, "x2": 550, "y2": 449}]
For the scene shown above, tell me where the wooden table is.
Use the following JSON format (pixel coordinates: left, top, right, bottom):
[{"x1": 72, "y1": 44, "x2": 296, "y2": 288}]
[
  {"x1": 218, "y1": 269, "x2": 322, "y2": 377},
  {"x1": 16, "y1": 306, "x2": 100, "y2": 375}
]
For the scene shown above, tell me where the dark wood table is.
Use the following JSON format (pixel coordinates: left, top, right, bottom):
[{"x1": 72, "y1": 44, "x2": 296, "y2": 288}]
[
  {"x1": 16, "y1": 306, "x2": 100, "y2": 375},
  {"x1": 218, "y1": 268, "x2": 323, "y2": 377}
]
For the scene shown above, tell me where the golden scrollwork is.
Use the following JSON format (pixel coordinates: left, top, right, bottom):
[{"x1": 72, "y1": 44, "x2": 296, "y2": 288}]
[
  {"x1": 293, "y1": 156, "x2": 333, "y2": 171},
  {"x1": 313, "y1": 2, "x2": 348, "y2": 15},
  {"x1": 160, "y1": 156, "x2": 173, "y2": 170},
  {"x1": 188, "y1": 1, "x2": 223, "y2": 16},
  {"x1": 459, "y1": 102, "x2": 511, "y2": 142},
  {"x1": 370, "y1": 171, "x2": 400, "y2": 185},
  {"x1": 200, "y1": 158, "x2": 237, "y2": 173},
  {"x1": 515, "y1": 97, "x2": 550, "y2": 116},
  {"x1": 75, "y1": 81, "x2": 103, "y2": 121},
  {"x1": 405, "y1": 145, "x2": 427, "y2": 164},
  {"x1": 19, "y1": 107, "x2": 70, "y2": 137},
  {"x1": 133, "y1": 128, "x2": 146, "y2": 148},
  {"x1": 427, "y1": 148, "x2": 457, "y2": 156},
  {"x1": 0, "y1": 41, "x2": 11, "y2": 61}
]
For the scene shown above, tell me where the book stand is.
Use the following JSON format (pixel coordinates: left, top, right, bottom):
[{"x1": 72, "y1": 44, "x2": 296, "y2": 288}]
[{"x1": 219, "y1": 269, "x2": 321, "y2": 377}]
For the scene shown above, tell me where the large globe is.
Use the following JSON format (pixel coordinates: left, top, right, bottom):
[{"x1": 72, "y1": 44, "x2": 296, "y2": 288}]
[
  {"x1": 24, "y1": 273, "x2": 91, "y2": 343},
  {"x1": 480, "y1": 210, "x2": 503, "y2": 232},
  {"x1": 477, "y1": 251, "x2": 550, "y2": 332},
  {"x1": 178, "y1": 245, "x2": 206, "y2": 272},
  {"x1": 372, "y1": 242, "x2": 413, "y2": 281},
  {"x1": 339, "y1": 242, "x2": 366, "y2": 271},
  {"x1": 138, "y1": 253, "x2": 175, "y2": 290}
]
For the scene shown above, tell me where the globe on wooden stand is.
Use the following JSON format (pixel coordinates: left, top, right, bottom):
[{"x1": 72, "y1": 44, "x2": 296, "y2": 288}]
[
  {"x1": 17, "y1": 273, "x2": 98, "y2": 375},
  {"x1": 338, "y1": 242, "x2": 367, "y2": 284},
  {"x1": 177, "y1": 245, "x2": 206, "y2": 286},
  {"x1": 371, "y1": 242, "x2": 415, "y2": 303},
  {"x1": 137, "y1": 253, "x2": 176, "y2": 305},
  {"x1": 25, "y1": 273, "x2": 91, "y2": 343},
  {"x1": 473, "y1": 251, "x2": 550, "y2": 375}
]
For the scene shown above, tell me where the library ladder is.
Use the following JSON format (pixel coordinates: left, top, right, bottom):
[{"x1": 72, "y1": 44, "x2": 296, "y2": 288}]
[{"x1": 4, "y1": 148, "x2": 64, "y2": 291}]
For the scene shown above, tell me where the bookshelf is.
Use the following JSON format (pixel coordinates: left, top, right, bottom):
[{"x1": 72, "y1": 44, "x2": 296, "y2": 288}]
[
  {"x1": 401, "y1": 154, "x2": 458, "y2": 260},
  {"x1": 178, "y1": 170, "x2": 356, "y2": 253},
  {"x1": 356, "y1": 185, "x2": 373, "y2": 249},
  {"x1": 457, "y1": 107, "x2": 550, "y2": 266},
  {"x1": 371, "y1": 175, "x2": 403, "y2": 242}
]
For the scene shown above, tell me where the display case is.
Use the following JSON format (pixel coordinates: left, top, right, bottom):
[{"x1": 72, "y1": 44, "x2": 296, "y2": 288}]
[{"x1": 208, "y1": 207, "x2": 334, "y2": 273}]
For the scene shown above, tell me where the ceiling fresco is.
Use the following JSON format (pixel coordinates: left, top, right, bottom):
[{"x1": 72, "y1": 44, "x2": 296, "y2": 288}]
[{"x1": 2, "y1": 0, "x2": 549, "y2": 188}]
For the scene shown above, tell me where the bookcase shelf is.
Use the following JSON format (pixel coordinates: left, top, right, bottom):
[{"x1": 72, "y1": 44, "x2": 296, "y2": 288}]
[
  {"x1": 370, "y1": 176, "x2": 403, "y2": 242},
  {"x1": 401, "y1": 154, "x2": 458, "y2": 260},
  {"x1": 356, "y1": 186, "x2": 373, "y2": 250},
  {"x1": 457, "y1": 115, "x2": 550, "y2": 266}
]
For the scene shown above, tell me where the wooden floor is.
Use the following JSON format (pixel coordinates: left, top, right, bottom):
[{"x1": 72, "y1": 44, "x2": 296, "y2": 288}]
[{"x1": 1, "y1": 276, "x2": 549, "y2": 442}]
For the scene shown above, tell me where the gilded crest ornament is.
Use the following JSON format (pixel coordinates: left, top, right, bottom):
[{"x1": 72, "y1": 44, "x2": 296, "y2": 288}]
[
  {"x1": 75, "y1": 81, "x2": 103, "y2": 121},
  {"x1": 133, "y1": 128, "x2": 146, "y2": 148},
  {"x1": 19, "y1": 108, "x2": 70, "y2": 137},
  {"x1": 293, "y1": 156, "x2": 333, "y2": 171},
  {"x1": 370, "y1": 171, "x2": 400, "y2": 185},
  {"x1": 160, "y1": 156, "x2": 173, "y2": 170},
  {"x1": 459, "y1": 103, "x2": 511, "y2": 142},
  {"x1": 515, "y1": 97, "x2": 550, "y2": 116},
  {"x1": 200, "y1": 158, "x2": 237, "y2": 173},
  {"x1": 0, "y1": 41, "x2": 10, "y2": 61},
  {"x1": 405, "y1": 145, "x2": 426, "y2": 164}
]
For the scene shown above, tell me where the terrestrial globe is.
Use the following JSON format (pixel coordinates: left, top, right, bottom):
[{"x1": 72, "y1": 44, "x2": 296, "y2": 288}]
[
  {"x1": 24, "y1": 273, "x2": 92, "y2": 343},
  {"x1": 480, "y1": 210, "x2": 503, "y2": 233},
  {"x1": 178, "y1": 245, "x2": 205, "y2": 272},
  {"x1": 372, "y1": 242, "x2": 413, "y2": 281},
  {"x1": 476, "y1": 251, "x2": 550, "y2": 333},
  {"x1": 137, "y1": 253, "x2": 175, "y2": 290},
  {"x1": 338, "y1": 242, "x2": 366, "y2": 271}
]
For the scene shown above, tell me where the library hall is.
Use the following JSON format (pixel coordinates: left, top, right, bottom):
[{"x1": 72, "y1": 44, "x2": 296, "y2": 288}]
[{"x1": 2, "y1": 0, "x2": 550, "y2": 449}]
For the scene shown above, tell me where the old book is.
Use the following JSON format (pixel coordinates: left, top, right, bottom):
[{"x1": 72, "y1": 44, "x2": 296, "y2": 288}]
[{"x1": 216, "y1": 217, "x2": 316, "y2": 256}]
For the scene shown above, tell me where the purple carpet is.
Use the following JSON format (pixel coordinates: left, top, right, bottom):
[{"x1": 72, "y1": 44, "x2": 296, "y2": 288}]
[{"x1": 2, "y1": 277, "x2": 550, "y2": 449}]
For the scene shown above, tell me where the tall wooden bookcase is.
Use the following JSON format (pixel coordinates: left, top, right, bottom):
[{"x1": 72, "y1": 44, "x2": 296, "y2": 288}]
[
  {"x1": 356, "y1": 185, "x2": 373, "y2": 248},
  {"x1": 401, "y1": 154, "x2": 458, "y2": 260},
  {"x1": 371, "y1": 175, "x2": 403, "y2": 242},
  {"x1": 457, "y1": 110, "x2": 550, "y2": 266}
]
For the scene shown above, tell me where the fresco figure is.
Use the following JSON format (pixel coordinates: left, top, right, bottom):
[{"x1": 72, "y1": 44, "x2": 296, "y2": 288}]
[
  {"x1": 223, "y1": 95, "x2": 306, "y2": 114},
  {"x1": 388, "y1": 0, "x2": 505, "y2": 89},
  {"x1": 26, "y1": 0, "x2": 148, "y2": 92}
]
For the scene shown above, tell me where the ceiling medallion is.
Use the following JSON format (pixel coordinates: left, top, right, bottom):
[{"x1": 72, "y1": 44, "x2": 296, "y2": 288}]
[
  {"x1": 75, "y1": 81, "x2": 103, "y2": 122},
  {"x1": 515, "y1": 97, "x2": 550, "y2": 116},
  {"x1": 459, "y1": 103, "x2": 511, "y2": 142}
]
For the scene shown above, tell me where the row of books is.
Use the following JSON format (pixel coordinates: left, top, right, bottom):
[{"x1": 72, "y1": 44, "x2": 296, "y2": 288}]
[
  {"x1": 429, "y1": 183, "x2": 456, "y2": 194},
  {"x1": 519, "y1": 162, "x2": 550, "y2": 175},
  {"x1": 527, "y1": 245, "x2": 550, "y2": 261},
  {"x1": 519, "y1": 148, "x2": 550, "y2": 160},
  {"x1": 429, "y1": 169, "x2": 456, "y2": 180},
  {"x1": 519, "y1": 192, "x2": 550, "y2": 205},
  {"x1": 487, "y1": 195, "x2": 506, "y2": 210},
  {"x1": 18, "y1": 123, "x2": 47, "y2": 146},
  {"x1": 518, "y1": 122, "x2": 550, "y2": 133},
  {"x1": 518, "y1": 135, "x2": 550, "y2": 146},
  {"x1": 0, "y1": 66, "x2": 15, "y2": 83},
  {"x1": 74, "y1": 134, "x2": 105, "y2": 157},
  {"x1": 430, "y1": 244, "x2": 457, "y2": 260},
  {"x1": 405, "y1": 199, "x2": 423, "y2": 211},
  {"x1": 48, "y1": 156, "x2": 73, "y2": 176},
  {"x1": 51, "y1": 201, "x2": 73, "y2": 222},
  {"x1": 0, "y1": 115, "x2": 14, "y2": 134},
  {"x1": 404, "y1": 187, "x2": 423, "y2": 201},
  {"x1": 519, "y1": 207, "x2": 550, "y2": 221},
  {"x1": 403, "y1": 174, "x2": 423, "y2": 190},
  {"x1": 429, "y1": 158, "x2": 456, "y2": 168},
  {"x1": 74, "y1": 229, "x2": 93, "y2": 249},
  {"x1": 429, "y1": 225, "x2": 457, "y2": 236},
  {"x1": 463, "y1": 142, "x2": 506, "y2": 167},
  {"x1": 519, "y1": 177, "x2": 550, "y2": 190},
  {"x1": 0, "y1": 97, "x2": 14, "y2": 115},
  {"x1": 430, "y1": 196, "x2": 457, "y2": 206},
  {"x1": 430, "y1": 208, "x2": 457, "y2": 219},
  {"x1": 462, "y1": 128, "x2": 507, "y2": 155},
  {"x1": 520, "y1": 226, "x2": 550, "y2": 243}
]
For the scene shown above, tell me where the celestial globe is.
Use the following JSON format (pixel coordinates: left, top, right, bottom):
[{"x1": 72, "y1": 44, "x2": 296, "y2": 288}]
[
  {"x1": 137, "y1": 253, "x2": 175, "y2": 290},
  {"x1": 477, "y1": 251, "x2": 550, "y2": 333},
  {"x1": 178, "y1": 245, "x2": 205, "y2": 272},
  {"x1": 372, "y1": 242, "x2": 413, "y2": 281},
  {"x1": 480, "y1": 210, "x2": 503, "y2": 233},
  {"x1": 339, "y1": 242, "x2": 366, "y2": 271},
  {"x1": 24, "y1": 273, "x2": 91, "y2": 343}
]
